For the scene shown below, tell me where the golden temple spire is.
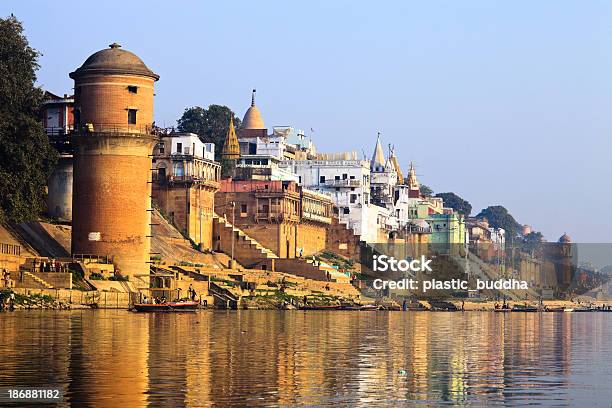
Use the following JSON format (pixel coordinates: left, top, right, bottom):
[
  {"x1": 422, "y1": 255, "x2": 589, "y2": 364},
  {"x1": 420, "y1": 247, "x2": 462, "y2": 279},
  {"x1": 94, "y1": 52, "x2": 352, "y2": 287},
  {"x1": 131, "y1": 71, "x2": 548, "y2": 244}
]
[{"x1": 221, "y1": 115, "x2": 240, "y2": 160}]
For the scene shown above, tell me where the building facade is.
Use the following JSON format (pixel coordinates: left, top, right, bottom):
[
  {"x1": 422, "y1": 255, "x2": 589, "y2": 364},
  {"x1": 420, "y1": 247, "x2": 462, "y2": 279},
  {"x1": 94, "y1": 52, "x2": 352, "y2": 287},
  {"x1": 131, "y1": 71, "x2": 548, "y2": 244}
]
[
  {"x1": 215, "y1": 180, "x2": 333, "y2": 258},
  {"x1": 152, "y1": 133, "x2": 220, "y2": 249}
]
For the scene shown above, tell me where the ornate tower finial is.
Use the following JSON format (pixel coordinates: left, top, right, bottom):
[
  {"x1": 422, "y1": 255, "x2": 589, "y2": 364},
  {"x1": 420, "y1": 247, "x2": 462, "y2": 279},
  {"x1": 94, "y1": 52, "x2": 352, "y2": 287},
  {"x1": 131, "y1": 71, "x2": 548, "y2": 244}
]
[
  {"x1": 109, "y1": 42, "x2": 121, "y2": 49},
  {"x1": 251, "y1": 89, "x2": 256, "y2": 107}
]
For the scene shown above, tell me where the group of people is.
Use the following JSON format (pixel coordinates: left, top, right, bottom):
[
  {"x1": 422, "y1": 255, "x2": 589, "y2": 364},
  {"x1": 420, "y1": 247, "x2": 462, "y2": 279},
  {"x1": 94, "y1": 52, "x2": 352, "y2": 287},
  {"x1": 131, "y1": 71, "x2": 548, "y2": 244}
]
[
  {"x1": 141, "y1": 295, "x2": 167, "y2": 304},
  {"x1": 34, "y1": 259, "x2": 66, "y2": 273}
]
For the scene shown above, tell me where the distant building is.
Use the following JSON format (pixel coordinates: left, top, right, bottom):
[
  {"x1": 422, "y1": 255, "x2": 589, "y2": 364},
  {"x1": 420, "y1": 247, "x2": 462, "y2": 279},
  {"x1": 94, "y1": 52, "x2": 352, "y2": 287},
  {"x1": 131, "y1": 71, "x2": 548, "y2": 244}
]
[
  {"x1": 42, "y1": 91, "x2": 75, "y2": 221},
  {"x1": 280, "y1": 158, "x2": 388, "y2": 242},
  {"x1": 369, "y1": 134, "x2": 398, "y2": 208},
  {"x1": 152, "y1": 132, "x2": 220, "y2": 249},
  {"x1": 215, "y1": 180, "x2": 333, "y2": 258},
  {"x1": 42, "y1": 91, "x2": 74, "y2": 136}
]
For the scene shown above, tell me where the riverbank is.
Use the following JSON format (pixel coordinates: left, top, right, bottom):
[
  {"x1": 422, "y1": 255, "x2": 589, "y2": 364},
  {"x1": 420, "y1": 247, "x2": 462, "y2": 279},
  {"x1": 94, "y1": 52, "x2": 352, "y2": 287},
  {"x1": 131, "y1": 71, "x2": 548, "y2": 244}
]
[{"x1": 3, "y1": 287, "x2": 609, "y2": 312}]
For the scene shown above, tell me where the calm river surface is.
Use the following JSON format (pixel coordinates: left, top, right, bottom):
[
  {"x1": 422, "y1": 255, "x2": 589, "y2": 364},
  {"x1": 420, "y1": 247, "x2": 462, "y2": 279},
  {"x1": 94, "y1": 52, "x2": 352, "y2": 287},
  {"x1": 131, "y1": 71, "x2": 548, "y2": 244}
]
[{"x1": 0, "y1": 310, "x2": 611, "y2": 407}]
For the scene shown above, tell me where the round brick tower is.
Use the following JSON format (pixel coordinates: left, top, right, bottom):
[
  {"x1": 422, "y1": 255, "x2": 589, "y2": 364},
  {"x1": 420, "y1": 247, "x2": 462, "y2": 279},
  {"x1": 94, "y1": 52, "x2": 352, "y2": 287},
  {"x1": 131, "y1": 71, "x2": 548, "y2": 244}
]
[{"x1": 69, "y1": 43, "x2": 159, "y2": 284}]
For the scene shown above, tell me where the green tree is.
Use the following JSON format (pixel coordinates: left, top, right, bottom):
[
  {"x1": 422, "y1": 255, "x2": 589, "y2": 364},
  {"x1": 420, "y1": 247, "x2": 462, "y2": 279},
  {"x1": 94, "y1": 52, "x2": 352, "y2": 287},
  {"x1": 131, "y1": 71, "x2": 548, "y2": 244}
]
[
  {"x1": 176, "y1": 105, "x2": 241, "y2": 160},
  {"x1": 0, "y1": 15, "x2": 57, "y2": 222},
  {"x1": 435, "y1": 192, "x2": 472, "y2": 217},
  {"x1": 419, "y1": 184, "x2": 433, "y2": 197},
  {"x1": 521, "y1": 231, "x2": 543, "y2": 255},
  {"x1": 476, "y1": 205, "x2": 522, "y2": 238}
]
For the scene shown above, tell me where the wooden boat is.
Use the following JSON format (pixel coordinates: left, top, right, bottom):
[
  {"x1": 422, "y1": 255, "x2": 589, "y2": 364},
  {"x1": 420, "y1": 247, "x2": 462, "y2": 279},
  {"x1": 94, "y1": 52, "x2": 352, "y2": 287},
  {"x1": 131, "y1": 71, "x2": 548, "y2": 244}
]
[
  {"x1": 300, "y1": 304, "x2": 342, "y2": 310},
  {"x1": 133, "y1": 301, "x2": 199, "y2": 312},
  {"x1": 511, "y1": 305, "x2": 538, "y2": 312},
  {"x1": 340, "y1": 304, "x2": 380, "y2": 311}
]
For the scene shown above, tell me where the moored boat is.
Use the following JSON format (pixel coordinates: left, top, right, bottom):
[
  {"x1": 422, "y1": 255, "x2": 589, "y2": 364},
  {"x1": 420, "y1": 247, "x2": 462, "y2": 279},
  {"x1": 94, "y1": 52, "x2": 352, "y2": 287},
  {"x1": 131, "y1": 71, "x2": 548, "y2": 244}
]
[
  {"x1": 300, "y1": 304, "x2": 342, "y2": 311},
  {"x1": 511, "y1": 305, "x2": 538, "y2": 312},
  {"x1": 133, "y1": 301, "x2": 199, "y2": 312}
]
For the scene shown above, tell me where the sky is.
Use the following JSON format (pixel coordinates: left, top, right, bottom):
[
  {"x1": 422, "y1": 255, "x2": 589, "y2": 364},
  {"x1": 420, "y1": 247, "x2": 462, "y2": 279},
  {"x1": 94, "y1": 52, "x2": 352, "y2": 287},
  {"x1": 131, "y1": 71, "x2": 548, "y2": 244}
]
[{"x1": 3, "y1": 1, "x2": 611, "y2": 242}]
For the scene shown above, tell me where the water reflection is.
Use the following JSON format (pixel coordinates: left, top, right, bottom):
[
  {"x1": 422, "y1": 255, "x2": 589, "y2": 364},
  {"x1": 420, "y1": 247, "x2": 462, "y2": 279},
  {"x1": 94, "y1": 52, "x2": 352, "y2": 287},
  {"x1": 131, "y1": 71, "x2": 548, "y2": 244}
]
[{"x1": 0, "y1": 310, "x2": 610, "y2": 406}]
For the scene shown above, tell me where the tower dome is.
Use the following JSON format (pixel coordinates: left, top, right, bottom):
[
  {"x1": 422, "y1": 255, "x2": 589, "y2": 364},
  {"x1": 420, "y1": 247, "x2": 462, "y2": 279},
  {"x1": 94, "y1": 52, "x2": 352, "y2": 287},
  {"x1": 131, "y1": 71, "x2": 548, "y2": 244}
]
[
  {"x1": 70, "y1": 43, "x2": 159, "y2": 80},
  {"x1": 558, "y1": 233, "x2": 572, "y2": 243},
  {"x1": 242, "y1": 89, "x2": 265, "y2": 129}
]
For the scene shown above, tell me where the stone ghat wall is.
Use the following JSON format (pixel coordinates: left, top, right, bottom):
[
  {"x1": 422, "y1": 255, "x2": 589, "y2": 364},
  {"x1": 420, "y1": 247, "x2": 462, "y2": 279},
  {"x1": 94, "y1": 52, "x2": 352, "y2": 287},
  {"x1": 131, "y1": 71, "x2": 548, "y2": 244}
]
[{"x1": 12, "y1": 288, "x2": 132, "y2": 309}]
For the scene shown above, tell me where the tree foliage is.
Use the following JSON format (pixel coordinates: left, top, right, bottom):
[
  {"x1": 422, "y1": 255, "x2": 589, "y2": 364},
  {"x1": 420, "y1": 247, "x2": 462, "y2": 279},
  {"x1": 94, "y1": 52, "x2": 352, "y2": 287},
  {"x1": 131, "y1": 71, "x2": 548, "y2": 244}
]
[
  {"x1": 521, "y1": 231, "x2": 543, "y2": 254},
  {"x1": 419, "y1": 184, "x2": 433, "y2": 197},
  {"x1": 476, "y1": 205, "x2": 522, "y2": 238},
  {"x1": 176, "y1": 105, "x2": 241, "y2": 160},
  {"x1": 0, "y1": 16, "x2": 57, "y2": 222},
  {"x1": 435, "y1": 192, "x2": 472, "y2": 217}
]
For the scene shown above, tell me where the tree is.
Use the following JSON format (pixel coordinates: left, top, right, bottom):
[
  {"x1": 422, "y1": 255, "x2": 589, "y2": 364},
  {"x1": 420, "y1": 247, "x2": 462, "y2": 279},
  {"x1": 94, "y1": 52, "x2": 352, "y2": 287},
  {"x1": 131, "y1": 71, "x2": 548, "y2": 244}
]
[
  {"x1": 476, "y1": 205, "x2": 522, "y2": 238},
  {"x1": 177, "y1": 105, "x2": 241, "y2": 160},
  {"x1": 0, "y1": 16, "x2": 57, "y2": 222},
  {"x1": 435, "y1": 192, "x2": 472, "y2": 217},
  {"x1": 419, "y1": 184, "x2": 433, "y2": 197},
  {"x1": 521, "y1": 231, "x2": 543, "y2": 254}
]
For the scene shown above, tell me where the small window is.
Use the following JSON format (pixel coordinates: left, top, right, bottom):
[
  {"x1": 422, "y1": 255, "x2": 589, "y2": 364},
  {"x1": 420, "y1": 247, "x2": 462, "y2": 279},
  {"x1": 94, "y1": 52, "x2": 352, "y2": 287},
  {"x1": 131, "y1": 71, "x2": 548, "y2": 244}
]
[
  {"x1": 127, "y1": 109, "x2": 137, "y2": 124},
  {"x1": 241, "y1": 204, "x2": 247, "y2": 213},
  {"x1": 176, "y1": 143, "x2": 182, "y2": 153},
  {"x1": 350, "y1": 194, "x2": 357, "y2": 204},
  {"x1": 128, "y1": 86, "x2": 138, "y2": 94},
  {"x1": 158, "y1": 143, "x2": 165, "y2": 154},
  {"x1": 342, "y1": 174, "x2": 348, "y2": 180},
  {"x1": 350, "y1": 175, "x2": 355, "y2": 179},
  {"x1": 335, "y1": 175, "x2": 340, "y2": 180},
  {"x1": 343, "y1": 208, "x2": 350, "y2": 215},
  {"x1": 319, "y1": 176, "x2": 326, "y2": 183}
]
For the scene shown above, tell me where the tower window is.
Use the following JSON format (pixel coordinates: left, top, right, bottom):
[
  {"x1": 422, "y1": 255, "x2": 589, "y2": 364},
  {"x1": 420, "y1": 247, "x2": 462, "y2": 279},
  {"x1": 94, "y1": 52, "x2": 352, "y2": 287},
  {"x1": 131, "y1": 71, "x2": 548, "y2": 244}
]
[
  {"x1": 128, "y1": 109, "x2": 137, "y2": 124},
  {"x1": 128, "y1": 86, "x2": 138, "y2": 94}
]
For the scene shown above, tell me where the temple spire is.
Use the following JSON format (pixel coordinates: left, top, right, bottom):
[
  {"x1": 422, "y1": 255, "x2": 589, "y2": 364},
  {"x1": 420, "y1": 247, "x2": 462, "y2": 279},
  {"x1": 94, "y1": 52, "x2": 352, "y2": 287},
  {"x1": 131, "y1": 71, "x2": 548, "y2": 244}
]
[
  {"x1": 221, "y1": 116, "x2": 239, "y2": 160},
  {"x1": 407, "y1": 162, "x2": 420, "y2": 191},
  {"x1": 251, "y1": 88, "x2": 256, "y2": 107},
  {"x1": 371, "y1": 132, "x2": 386, "y2": 170}
]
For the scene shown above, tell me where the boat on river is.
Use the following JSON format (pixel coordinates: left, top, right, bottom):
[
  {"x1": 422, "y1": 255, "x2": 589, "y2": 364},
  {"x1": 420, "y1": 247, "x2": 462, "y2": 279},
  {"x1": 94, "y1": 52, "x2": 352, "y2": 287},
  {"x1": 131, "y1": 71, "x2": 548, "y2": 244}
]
[
  {"x1": 133, "y1": 301, "x2": 199, "y2": 312},
  {"x1": 511, "y1": 304, "x2": 539, "y2": 312},
  {"x1": 300, "y1": 304, "x2": 342, "y2": 311}
]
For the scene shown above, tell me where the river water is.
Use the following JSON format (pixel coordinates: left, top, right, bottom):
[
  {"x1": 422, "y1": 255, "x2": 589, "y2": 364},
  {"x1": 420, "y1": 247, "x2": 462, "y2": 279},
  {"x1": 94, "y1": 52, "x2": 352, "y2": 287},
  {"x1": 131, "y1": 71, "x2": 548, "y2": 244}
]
[{"x1": 0, "y1": 310, "x2": 610, "y2": 407}]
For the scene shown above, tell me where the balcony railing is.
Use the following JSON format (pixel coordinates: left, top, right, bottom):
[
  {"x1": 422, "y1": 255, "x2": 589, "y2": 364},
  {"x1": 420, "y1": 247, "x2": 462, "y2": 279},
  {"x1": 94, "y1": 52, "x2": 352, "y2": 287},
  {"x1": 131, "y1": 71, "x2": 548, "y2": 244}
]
[
  {"x1": 302, "y1": 212, "x2": 332, "y2": 224},
  {"x1": 253, "y1": 187, "x2": 300, "y2": 198},
  {"x1": 73, "y1": 123, "x2": 158, "y2": 135},
  {"x1": 154, "y1": 174, "x2": 219, "y2": 187},
  {"x1": 324, "y1": 179, "x2": 361, "y2": 188}
]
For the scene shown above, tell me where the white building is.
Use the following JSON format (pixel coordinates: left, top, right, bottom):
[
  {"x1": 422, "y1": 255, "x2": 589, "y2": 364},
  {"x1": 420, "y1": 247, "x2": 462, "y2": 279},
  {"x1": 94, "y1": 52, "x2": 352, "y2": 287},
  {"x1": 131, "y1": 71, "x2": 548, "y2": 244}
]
[
  {"x1": 154, "y1": 133, "x2": 217, "y2": 181},
  {"x1": 281, "y1": 158, "x2": 388, "y2": 242},
  {"x1": 370, "y1": 135, "x2": 398, "y2": 209}
]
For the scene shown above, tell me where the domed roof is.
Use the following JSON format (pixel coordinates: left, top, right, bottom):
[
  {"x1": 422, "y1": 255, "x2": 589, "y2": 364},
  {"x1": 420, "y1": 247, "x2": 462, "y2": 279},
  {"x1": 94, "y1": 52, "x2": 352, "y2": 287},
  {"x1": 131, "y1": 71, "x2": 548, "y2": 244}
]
[
  {"x1": 69, "y1": 43, "x2": 159, "y2": 80},
  {"x1": 242, "y1": 89, "x2": 265, "y2": 129},
  {"x1": 558, "y1": 233, "x2": 572, "y2": 243}
]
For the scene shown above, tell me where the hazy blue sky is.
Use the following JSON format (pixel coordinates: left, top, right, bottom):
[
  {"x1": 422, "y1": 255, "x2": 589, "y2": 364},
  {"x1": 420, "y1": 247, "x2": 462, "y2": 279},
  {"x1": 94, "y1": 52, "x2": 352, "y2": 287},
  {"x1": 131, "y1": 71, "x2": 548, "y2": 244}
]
[{"x1": 3, "y1": 1, "x2": 611, "y2": 242}]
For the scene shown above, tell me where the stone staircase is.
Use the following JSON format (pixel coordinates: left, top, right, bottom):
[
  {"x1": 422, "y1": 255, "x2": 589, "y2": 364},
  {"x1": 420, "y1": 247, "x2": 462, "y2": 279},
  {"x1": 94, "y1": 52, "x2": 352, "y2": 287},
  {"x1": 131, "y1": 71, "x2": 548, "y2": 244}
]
[
  {"x1": 458, "y1": 252, "x2": 540, "y2": 300},
  {"x1": 212, "y1": 214, "x2": 278, "y2": 267},
  {"x1": 20, "y1": 271, "x2": 54, "y2": 289}
]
